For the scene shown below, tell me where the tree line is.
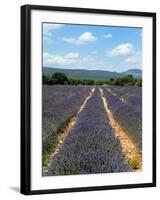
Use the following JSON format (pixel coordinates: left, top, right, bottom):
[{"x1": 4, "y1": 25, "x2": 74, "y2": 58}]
[{"x1": 43, "y1": 72, "x2": 142, "y2": 87}]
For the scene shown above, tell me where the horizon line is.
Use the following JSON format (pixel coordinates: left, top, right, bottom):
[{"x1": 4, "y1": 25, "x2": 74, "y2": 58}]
[{"x1": 43, "y1": 66, "x2": 142, "y2": 73}]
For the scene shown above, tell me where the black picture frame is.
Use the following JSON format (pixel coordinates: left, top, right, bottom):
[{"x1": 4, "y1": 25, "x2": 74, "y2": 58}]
[{"x1": 21, "y1": 4, "x2": 156, "y2": 195}]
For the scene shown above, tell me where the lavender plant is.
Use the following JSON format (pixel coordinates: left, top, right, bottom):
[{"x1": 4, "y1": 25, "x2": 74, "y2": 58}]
[
  {"x1": 102, "y1": 87, "x2": 142, "y2": 149},
  {"x1": 48, "y1": 88, "x2": 130, "y2": 176},
  {"x1": 42, "y1": 85, "x2": 92, "y2": 166}
]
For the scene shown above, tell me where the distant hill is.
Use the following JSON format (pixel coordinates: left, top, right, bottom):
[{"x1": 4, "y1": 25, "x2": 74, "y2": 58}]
[
  {"x1": 43, "y1": 67, "x2": 142, "y2": 80},
  {"x1": 122, "y1": 69, "x2": 142, "y2": 78}
]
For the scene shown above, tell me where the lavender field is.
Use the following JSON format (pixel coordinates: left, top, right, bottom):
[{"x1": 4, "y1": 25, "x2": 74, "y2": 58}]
[
  {"x1": 42, "y1": 85, "x2": 92, "y2": 167},
  {"x1": 42, "y1": 85, "x2": 142, "y2": 175},
  {"x1": 102, "y1": 86, "x2": 142, "y2": 149}
]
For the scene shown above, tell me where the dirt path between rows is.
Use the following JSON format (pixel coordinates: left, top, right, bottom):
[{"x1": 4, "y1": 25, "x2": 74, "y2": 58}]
[
  {"x1": 99, "y1": 88, "x2": 142, "y2": 171},
  {"x1": 43, "y1": 87, "x2": 95, "y2": 175}
]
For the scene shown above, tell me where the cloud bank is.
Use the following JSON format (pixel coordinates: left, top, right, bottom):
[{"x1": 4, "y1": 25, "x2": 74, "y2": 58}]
[
  {"x1": 62, "y1": 32, "x2": 97, "y2": 44},
  {"x1": 107, "y1": 43, "x2": 135, "y2": 57}
]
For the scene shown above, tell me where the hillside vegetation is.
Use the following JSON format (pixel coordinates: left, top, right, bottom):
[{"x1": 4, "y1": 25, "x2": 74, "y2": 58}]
[
  {"x1": 43, "y1": 72, "x2": 142, "y2": 87},
  {"x1": 43, "y1": 67, "x2": 142, "y2": 80}
]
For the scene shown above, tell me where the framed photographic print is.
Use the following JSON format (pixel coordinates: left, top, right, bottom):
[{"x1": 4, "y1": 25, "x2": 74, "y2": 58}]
[{"x1": 21, "y1": 4, "x2": 156, "y2": 195}]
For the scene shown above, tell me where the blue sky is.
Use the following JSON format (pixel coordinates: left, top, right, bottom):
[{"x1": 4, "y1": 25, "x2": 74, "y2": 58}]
[{"x1": 43, "y1": 23, "x2": 142, "y2": 72}]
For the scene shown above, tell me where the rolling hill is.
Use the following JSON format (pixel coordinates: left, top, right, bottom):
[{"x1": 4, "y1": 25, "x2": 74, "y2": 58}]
[
  {"x1": 43, "y1": 67, "x2": 142, "y2": 80},
  {"x1": 122, "y1": 69, "x2": 142, "y2": 78}
]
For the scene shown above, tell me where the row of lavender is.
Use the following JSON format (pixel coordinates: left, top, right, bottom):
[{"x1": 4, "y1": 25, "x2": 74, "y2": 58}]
[
  {"x1": 102, "y1": 86, "x2": 142, "y2": 150},
  {"x1": 42, "y1": 85, "x2": 92, "y2": 166},
  {"x1": 106, "y1": 86, "x2": 142, "y2": 111},
  {"x1": 49, "y1": 88, "x2": 130, "y2": 175}
]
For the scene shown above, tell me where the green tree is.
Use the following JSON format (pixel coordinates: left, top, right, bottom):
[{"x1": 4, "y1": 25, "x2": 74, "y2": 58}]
[
  {"x1": 43, "y1": 75, "x2": 49, "y2": 84},
  {"x1": 135, "y1": 79, "x2": 142, "y2": 87},
  {"x1": 52, "y1": 72, "x2": 69, "y2": 84}
]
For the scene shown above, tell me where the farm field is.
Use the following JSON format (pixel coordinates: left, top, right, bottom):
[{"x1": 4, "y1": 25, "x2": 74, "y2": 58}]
[
  {"x1": 42, "y1": 85, "x2": 92, "y2": 168},
  {"x1": 102, "y1": 86, "x2": 142, "y2": 149},
  {"x1": 42, "y1": 85, "x2": 142, "y2": 176}
]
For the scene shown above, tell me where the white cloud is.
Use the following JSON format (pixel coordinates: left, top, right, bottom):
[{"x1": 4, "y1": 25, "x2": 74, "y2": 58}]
[
  {"x1": 43, "y1": 24, "x2": 64, "y2": 36},
  {"x1": 107, "y1": 43, "x2": 135, "y2": 57},
  {"x1": 43, "y1": 36, "x2": 53, "y2": 44},
  {"x1": 43, "y1": 52, "x2": 103, "y2": 69},
  {"x1": 62, "y1": 37, "x2": 76, "y2": 43},
  {"x1": 43, "y1": 24, "x2": 64, "y2": 43},
  {"x1": 125, "y1": 52, "x2": 142, "y2": 67},
  {"x1": 43, "y1": 52, "x2": 114, "y2": 71},
  {"x1": 125, "y1": 57, "x2": 137, "y2": 64},
  {"x1": 78, "y1": 32, "x2": 97, "y2": 42},
  {"x1": 71, "y1": 55, "x2": 113, "y2": 71},
  {"x1": 62, "y1": 32, "x2": 97, "y2": 44},
  {"x1": 103, "y1": 34, "x2": 112, "y2": 38},
  {"x1": 64, "y1": 52, "x2": 79, "y2": 59},
  {"x1": 43, "y1": 52, "x2": 79, "y2": 65}
]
